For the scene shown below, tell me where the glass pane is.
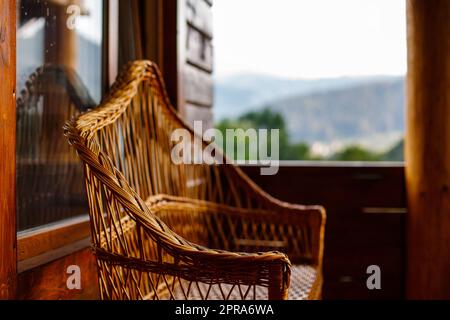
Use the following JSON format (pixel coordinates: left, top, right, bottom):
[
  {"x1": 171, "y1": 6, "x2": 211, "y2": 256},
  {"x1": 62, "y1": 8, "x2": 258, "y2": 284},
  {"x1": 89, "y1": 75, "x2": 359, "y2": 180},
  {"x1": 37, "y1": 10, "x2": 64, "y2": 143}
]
[{"x1": 16, "y1": 0, "x2": 103, "y2": 231}]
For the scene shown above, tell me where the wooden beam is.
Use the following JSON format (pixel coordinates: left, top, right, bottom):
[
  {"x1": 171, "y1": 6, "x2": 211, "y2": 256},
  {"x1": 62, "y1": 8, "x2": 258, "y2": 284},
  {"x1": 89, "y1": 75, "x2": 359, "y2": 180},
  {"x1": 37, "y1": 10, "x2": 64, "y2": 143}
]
[
  {"x1": 183, "y1": 63, "x2": 213, "y2": 107},
  {"x1": 406, "y1": 0, "x2": 450, "y2": 299},
  {"x1": 186, "y1": 0, "x2": 213, "y2": 38},
  {"x1": 186, "y1": 25, "x2": 213, "y2": 72},
  {"x1": 0, "y1": 0, "x2": 17, "y2": 300}
]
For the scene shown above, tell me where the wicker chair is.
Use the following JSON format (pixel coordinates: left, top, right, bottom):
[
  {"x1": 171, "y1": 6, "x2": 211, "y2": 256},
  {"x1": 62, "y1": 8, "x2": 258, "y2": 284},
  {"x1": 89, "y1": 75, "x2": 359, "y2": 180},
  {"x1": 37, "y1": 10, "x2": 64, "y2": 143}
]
[{"x1": 64, "y1": 60, "x2": 326, "y2": 300}]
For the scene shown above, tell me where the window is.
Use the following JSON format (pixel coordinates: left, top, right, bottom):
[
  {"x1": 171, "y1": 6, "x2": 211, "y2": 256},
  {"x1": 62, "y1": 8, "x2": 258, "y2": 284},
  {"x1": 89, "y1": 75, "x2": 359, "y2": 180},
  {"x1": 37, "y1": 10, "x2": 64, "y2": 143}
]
[
  {"x1": 212, "y1": 0, "x2": 406, "y2": 162},
  {"x1": 16, "y1": 0, "x2": 104, "y2": 231}
]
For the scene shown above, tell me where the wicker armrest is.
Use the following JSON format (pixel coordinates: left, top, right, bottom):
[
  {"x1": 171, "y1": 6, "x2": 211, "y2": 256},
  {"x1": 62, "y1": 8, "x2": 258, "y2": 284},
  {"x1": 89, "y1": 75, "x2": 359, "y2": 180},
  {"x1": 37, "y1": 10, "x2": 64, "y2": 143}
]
[
  {"x1": 145, "y1": 195, "x2": 325, "y2": 265},
  {"x1": 93, "y1": 235, "x2": 291, "y2": 300}
]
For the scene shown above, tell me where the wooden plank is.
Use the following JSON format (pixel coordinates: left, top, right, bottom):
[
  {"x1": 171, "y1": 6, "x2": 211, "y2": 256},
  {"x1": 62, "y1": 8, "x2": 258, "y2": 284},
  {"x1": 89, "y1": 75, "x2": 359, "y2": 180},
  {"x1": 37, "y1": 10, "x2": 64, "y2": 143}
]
[
  {"x1": 183, "y1": 103, "x2": 214, "y2": 130},
  {"x1": 0, "y1": 0, "x2": 16, "y2": 300},
  {"x1": 186, "y1": 0, "x2": 213, "y2": 37},
  {"x1": 186, "y1": 25, "x2": 213, "y2": 72},
  {"x1": 17, "y1": 216, "x2": 91, "y2": 262},
  {"x1": 405, "y1": 0, "x2": 450, "y2": 299},
  {"x1": 183, "y1": 64, "x2": 213, "y2": 107},
  {"x1": 18, "y1": 238, "x2": 90, "y2": 273}
]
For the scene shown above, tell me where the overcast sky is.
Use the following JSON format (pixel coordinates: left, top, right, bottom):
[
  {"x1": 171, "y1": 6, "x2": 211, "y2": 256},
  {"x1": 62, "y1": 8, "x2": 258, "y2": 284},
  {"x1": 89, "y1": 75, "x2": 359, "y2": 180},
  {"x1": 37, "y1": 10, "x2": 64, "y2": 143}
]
[{"x1": 212, "y1": 0, "x2": 407, "y2": 79}]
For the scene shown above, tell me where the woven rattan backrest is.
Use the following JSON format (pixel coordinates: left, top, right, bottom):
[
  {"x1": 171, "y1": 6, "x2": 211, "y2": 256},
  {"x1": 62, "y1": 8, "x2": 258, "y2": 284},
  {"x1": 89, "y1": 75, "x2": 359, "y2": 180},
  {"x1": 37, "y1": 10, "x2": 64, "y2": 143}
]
[
  {"x1": 65, "y1": 60, "x2": 272, "y2": 252},
  {"x1": 86, "y1": 62, "x2": 264, "y2": 201}
]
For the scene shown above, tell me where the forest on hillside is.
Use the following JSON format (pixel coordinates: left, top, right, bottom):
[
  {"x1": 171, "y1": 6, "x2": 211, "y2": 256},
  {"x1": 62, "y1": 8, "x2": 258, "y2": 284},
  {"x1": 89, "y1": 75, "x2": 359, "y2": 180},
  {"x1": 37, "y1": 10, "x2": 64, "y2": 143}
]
[{"x1": 216, "y1": 108, "x2": 404, "y2": 162}]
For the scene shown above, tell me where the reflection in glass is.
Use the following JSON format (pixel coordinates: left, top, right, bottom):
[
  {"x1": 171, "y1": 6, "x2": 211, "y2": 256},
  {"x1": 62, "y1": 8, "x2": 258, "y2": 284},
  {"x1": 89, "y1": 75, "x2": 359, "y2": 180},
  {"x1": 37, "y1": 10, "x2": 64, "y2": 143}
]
[{"x1": 16, "y1": 0, "x2": 103, "y2": 231}]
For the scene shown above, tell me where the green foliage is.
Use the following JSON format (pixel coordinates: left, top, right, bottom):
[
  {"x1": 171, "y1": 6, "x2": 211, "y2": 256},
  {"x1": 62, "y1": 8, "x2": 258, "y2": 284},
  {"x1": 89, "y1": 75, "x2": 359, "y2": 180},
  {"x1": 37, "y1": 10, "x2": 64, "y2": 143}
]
[
  {"x1": 330, "y1": 145, "x2": 382, "y2": 161},
  {"x1": 215, "y1": 108, "x2": 404, "y2": 162},
  {"x1": 216, "y1": 107, "x2": 317, "y2": 161}
]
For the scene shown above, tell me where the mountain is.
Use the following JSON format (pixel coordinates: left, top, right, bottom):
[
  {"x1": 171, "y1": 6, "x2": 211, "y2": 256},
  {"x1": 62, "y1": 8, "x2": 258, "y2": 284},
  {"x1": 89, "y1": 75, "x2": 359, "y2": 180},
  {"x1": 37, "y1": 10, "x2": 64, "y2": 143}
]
[
  {"x1": 269, "y1": 78, "x2": 405, "y2": 145},
  {"x1": 383, "y1": 139, "x2": 404, "y2": 161},
  {"x1": 215, "y1": 74, "x2": 405, "y2": 151},
  {"x1": 214, "y1": 73, "x2": 403, "y2": 120}
]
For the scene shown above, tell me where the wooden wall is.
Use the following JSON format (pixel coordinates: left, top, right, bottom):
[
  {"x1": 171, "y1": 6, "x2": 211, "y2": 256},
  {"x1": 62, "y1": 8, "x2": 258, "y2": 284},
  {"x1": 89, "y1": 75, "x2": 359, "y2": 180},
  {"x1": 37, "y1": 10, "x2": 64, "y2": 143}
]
[
  {"x1": 243, "y1": 164, "x2": 406, "y2": 299},
  {"x1": 0, "y1": 0, "x2": 17, "y2": 300},
  {"x1": 179, "y1": 0, "x2": 214, "y2": 130}
]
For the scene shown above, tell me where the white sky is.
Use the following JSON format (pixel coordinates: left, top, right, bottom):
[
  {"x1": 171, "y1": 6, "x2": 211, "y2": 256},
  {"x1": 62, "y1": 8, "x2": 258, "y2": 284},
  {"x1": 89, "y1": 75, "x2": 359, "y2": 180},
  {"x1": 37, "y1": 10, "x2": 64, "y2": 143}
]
[{"x1": 212, "y1": 0, "x2": 407, "y2": 79}]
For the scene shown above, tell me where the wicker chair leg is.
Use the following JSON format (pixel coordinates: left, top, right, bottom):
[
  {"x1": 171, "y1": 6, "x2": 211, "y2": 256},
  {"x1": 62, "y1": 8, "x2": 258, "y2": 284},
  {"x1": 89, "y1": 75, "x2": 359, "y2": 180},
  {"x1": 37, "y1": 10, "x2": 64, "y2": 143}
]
[{"x1": 268, "y1": 264, "x2": 288, "y2": 300}]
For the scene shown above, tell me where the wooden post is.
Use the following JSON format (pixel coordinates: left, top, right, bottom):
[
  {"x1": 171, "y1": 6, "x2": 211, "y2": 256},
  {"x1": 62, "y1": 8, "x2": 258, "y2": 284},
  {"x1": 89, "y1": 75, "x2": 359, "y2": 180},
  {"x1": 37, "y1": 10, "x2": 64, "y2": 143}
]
[
  {"x1": 0, "y1": 0, "x2": 17, "y2": 300},
  {"x1": 406, "y1": 0, "x2": 450, "y2": 299}
]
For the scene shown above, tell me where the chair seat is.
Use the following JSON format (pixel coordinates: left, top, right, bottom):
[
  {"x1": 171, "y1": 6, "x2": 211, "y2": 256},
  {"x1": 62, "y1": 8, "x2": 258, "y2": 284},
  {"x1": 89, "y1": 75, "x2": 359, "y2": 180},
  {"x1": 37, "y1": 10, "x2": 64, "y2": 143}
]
[
  {"x1": 168, "y1": 264, "x2": 319, "y2": 300},
  {"x1": 288, "y1": 264, "x2": 321, "y2": 300}
]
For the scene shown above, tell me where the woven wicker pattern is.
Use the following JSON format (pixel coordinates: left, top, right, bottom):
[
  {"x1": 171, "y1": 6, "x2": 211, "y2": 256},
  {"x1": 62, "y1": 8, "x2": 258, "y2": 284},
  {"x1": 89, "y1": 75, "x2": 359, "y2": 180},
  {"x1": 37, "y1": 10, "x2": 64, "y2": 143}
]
[
  {"x1": 64, "y1": 60, "x2": 326, "y2": 300},
  {"x1": 170, "y1": 265, "x2": 318, "y2": 300}
]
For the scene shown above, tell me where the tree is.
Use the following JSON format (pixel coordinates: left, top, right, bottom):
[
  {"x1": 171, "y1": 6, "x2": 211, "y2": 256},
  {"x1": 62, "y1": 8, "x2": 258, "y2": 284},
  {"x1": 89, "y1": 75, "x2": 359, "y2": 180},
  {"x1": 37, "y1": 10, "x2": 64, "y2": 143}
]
[
  {"x1": 215, "y1": 108, "x2": 399, "y2": 162},
  {"x1": 215, "y1": 107, "x2": 315, "y2": 161},
  {"x1": 331, "y1": 145, "x2": 382, "y2": 161}
]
